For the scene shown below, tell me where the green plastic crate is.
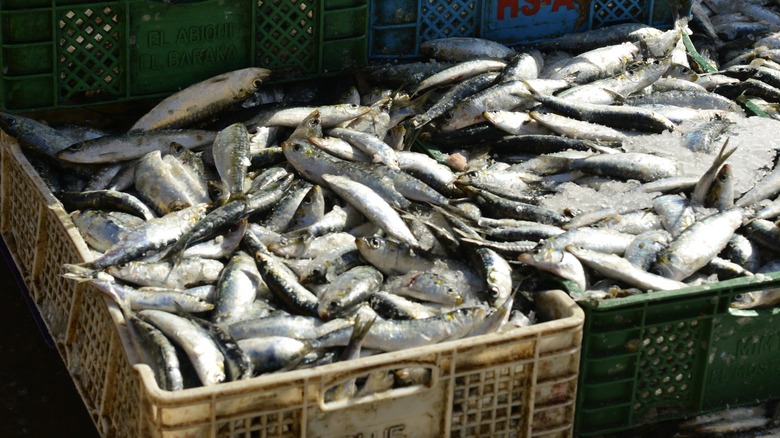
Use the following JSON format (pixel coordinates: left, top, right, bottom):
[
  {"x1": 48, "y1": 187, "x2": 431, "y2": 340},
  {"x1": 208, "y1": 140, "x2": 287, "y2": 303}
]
[
  {"x1": 574, "y1": 272, "x2": 780, "y2": 436},
  {"x1": 0, "y1": 0, "x2": 368, "y2": 111}
]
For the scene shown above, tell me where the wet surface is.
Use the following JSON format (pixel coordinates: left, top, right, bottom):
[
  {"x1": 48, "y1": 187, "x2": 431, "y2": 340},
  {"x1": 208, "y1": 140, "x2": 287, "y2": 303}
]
[{"x1": 0, "y1": 244, "x2": 99, "y2": 438}]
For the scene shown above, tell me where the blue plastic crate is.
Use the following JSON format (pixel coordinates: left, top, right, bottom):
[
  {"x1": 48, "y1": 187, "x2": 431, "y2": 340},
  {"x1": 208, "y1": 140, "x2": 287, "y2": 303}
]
[{"x1": 368, "y1": 0, "x2": 682, "y2": 59}]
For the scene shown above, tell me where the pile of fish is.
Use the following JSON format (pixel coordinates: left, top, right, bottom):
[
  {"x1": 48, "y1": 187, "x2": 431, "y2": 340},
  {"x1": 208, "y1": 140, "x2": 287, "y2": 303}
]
[{"x1": 3, "y1": 11, "x2": 780, "y2": 393}]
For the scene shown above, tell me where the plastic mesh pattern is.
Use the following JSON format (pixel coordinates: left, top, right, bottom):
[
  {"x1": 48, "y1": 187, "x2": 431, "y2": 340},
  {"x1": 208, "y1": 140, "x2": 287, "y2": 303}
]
[
  {"x1": 2, "y1": 147, "x2": 41, "y2": 277},
  {"x1": 69, "y1": 290, "x2": 112, "y2": 420},
  {"x1": 216, "y1": 410, "x2": 300, "y2": 438},
  {"x1": 256, "y1": 0, "x2": 317, "y2": 75},
  {"x1": 634, "y1": 320, "x2": 700, "y2": 416},
  {"x1": 34, "y1": 209, "x2": 80, "y2": 344},
  {"x1": 57, "y1": 4, "x2": 124, "y2": 104},
  {"x1": 104, "y1": 333, "x2": 143, "y2": 438},
  {"x1": 451, "y1": 364, "x2": 529, "y2": 437},
  {"x1": 420, "y1": 0, "x2": 478, "y2": 41},
  {"x1": 591, "y1": 0, "x2": 647, "y2": 28}
]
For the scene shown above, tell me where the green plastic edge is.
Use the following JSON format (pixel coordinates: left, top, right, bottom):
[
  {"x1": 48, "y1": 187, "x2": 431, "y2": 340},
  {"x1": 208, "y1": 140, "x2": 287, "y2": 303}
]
[
  {"x1": 681, "y1": 31, "x2": 717, "y2": 74},
  {"x1": 736, "y1": 95, "x2": 772, "y2": 118},
  {"x1": 575, "y1": 271, "x2": 780, "y2": 311}
]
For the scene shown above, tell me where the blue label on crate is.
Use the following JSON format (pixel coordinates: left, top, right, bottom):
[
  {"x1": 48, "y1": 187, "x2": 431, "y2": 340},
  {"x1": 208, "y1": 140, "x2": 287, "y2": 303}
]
[{"x1": 484, "y1": 0, "x2": 586, "y2": 43}]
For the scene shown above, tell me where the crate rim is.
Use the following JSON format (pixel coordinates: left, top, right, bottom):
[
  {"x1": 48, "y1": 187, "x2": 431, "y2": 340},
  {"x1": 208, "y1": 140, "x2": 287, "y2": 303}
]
[
  {"x1": 572, "y1": 271, "x2": 780, "y2": 311},
  {"x1": 131, "y1": 287, "x2": 584, "y2": 403}
]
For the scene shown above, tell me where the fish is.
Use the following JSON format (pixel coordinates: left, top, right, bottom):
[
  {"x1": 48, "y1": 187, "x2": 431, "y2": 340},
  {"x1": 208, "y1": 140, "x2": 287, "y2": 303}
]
[
  {"x1": 412, "y1": 59, "x2": 507, "y2": 95},
  {"x1": 0, "y1": 112, "x2": 78, "y2": 158},
  {"x1": 567, "y1": 152, "x2": 682, "y2": 183},
  {"x1": 79, "y1": 203, "x2": 209, "y2": 270},
  {"x1": 567, "y1": 245, "x2": 687, "y2": 291},
  {"x1": 281, "y1": 139, "x2": 410, "y2": 209},
  {"x1": 320, "y1": 307, "x2": 486, "y2": 351},
  {"x1": 557, "y1": 57, "x2": 672, "y2": 105},
  {"x1": 518, "y1": 246, "x2": 588, "y2": 292},
  {"x1": 521, "y1": 82, "x2": 676, "y2": 133},
  {"x1": 212, "y1": 123, "x2": 251, "y2": 203},
  {"x1": 419, "y1": 37, "x2": 516, "y2": 61},
  {"x1": 211, "y1": 251, "x2": 262, "y2": 325},
  {"x1": 321, "y1": 174, "x2": 419, "y2": 248},
  {"x1": 134, "y1": 151, "x2": 208, "y2": 215},
  {"x1": 131, "y1": 67, "x2": 271, "y2": 131},
  {"x1": 385, "y1": 271, "x2": 464, "y2": 306},
  {"x1": 58, "y1": 190, "x2": 158, "y2": 221},
  {"x1": 324, "y1": 314, "x2": 377, "y2": 402},
  {"x1": 71, "y1": 209, "x2": 145, "y2": 252},
  {"x1": 237, "y1": 336, "x2": 317, "y2": 375},
  {"x1": 653, "y1": 209, "x2": 745, "y2": 281},
  {"x1": 327, "y1": 127, "x2": 399, "y2": 169},
  {"x1": 139, "y1": 309, "x2": 226, "y2": 386},
  {"x1": 253, "y1": 251, "x2": 320, "y2": 317},
  {"x1": 318, "y1": 266, "x2": 383, "y2": 320},
  {"x1": 246, "y1": 104, "x2": 370, "y2": 129},
  {"x1": 106, "y1": 258, "x2": 225, "y2": 289},
  {"x1": 56, "y1": 130, "x2": 216, "y2": 164},
  {"x1": 528, "y1": 111, "x2": 629, "y2": 143}
]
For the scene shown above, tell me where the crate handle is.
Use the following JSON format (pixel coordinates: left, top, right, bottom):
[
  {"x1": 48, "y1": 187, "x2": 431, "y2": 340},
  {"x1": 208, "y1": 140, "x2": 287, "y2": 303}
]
[{"x1": 318, "y1": 363, "x2": 438, "y2": 411}]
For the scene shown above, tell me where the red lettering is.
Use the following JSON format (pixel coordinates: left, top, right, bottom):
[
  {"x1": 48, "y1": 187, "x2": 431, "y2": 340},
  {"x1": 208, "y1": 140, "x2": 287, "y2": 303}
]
[
  {"x1": 521, "y1": 0, "x2": 540, "y2": 16},
  {"x1": 496, "y1": 0, "x2": 519, "y2": 19},
  {"x1": 552, "y1": 0, "x2": 574, "y2": 12}
]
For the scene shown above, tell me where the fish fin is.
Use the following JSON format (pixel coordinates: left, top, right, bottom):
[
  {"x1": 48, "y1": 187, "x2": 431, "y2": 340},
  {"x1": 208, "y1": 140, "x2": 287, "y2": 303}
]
[
  {"x1": 600, "y1": 88, "x2": 627, "y2": 104},
  {"x1": 519, "y1": 79, "x2": 542, "y2": 100},
  {"x1": 691, "y1": 137, "x2": 737, "y2": 206},
  {"x1": 348, "y1": 314, "x2": 376, "y2": 346},
  {"x1": 61, "y1": 263, "x2": 100, "y2": 282}
]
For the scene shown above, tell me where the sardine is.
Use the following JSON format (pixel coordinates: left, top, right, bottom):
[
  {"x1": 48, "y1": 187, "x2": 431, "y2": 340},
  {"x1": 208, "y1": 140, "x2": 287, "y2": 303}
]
[
  {"x1": 131, "y1": 67, "x2": 270, "y2": 131},
  {"x1": 139, "y1": 309, "x2": 226, "y2": 386},
  {"x1": 653, "y1": 208, "x2": 744, "y2": 280}
]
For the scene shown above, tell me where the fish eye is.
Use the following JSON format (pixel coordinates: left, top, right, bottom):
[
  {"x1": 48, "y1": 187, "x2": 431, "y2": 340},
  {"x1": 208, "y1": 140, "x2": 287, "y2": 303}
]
[
  {"x1": 311, "y1": 118, "x2": 320, "y2": 126},
  {"x1": 170, "y1": 142, "x2": 185, "y2": 154},
  {"x1": 368, "y1": 237, "x2": 382, "y2": 248},
  {"x1": 1, "y1": 115, "x2": 16, "y2": 126},
  {"x1": 252, "y1": 79, "x2": 263, "y2": 90},
  {"x1": 734, "y1": 294, "x2": 744, "y2": 301},
  {"x1": 311, "y1": 268, "x2": 323, "y2": 277},
  {"x1": 349, "y1": 104, "x2": 359, "y2": 109},
  {"x1": 329, "y1": 301, "x2": 338, "y2": 309},
  {"x1": 293, "y1": 143, "x2": 304, "y2": 152}
]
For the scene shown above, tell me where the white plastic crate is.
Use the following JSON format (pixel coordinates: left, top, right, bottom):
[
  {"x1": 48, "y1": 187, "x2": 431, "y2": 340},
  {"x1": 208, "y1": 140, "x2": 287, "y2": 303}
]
[{"x1": 0, "y1": 130, "x2": 584, "y2": 438}]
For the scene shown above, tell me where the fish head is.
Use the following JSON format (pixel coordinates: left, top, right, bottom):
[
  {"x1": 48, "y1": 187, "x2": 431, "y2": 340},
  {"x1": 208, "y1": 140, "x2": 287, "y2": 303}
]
[
  {"x1": 0, "y1": 112, "x2": 19, "y2": 132},
  {"x1": 355, "y1": 236, "x2": 386, "y2": 254},
  {"x1": 730, "y1": 292, "x2": 759, "y2": 310},
  {"x1": 56, "y1": 140, "x2": 87, "y2": 159}
]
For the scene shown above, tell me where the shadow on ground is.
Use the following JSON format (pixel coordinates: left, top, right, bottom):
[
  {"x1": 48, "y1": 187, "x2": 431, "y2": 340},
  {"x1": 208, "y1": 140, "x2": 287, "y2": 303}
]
[{"x1": 0, "y1": 248, "x2": 99, "y2": 437}]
